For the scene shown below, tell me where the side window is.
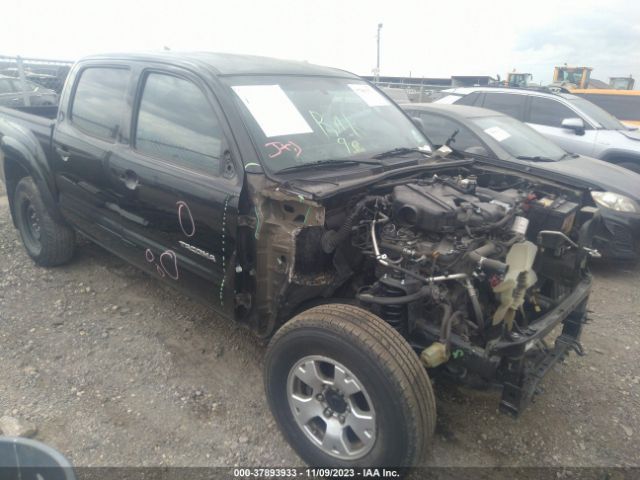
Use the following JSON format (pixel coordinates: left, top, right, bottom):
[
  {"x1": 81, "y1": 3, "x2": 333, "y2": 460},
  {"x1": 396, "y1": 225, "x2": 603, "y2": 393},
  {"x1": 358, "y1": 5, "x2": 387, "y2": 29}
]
[
  {"x1": 134, "y1": 73, "x2": 223, "y2": 174},
  {"x1": 415, "y1": 112, "x2": 484, "y2": 152},
  {"x1": 71, "y1": 67, "x2": 130, "y2": 140},
  {"x1": 529, "y1": 97, "x2": 581, "y2": 128},
  {"x1": 455, "y1": 91, "x2": 481, "y2": 106},
  {"x1": 482, "y1": 93, "x2": 525, "y2": 120}
]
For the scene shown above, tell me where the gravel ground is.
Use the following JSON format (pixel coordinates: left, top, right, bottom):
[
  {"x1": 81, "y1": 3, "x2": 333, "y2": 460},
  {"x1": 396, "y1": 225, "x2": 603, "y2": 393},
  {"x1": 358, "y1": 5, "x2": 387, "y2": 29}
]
[{"x1": 1, "y1": 181, "x2": 639, "y2": 472}]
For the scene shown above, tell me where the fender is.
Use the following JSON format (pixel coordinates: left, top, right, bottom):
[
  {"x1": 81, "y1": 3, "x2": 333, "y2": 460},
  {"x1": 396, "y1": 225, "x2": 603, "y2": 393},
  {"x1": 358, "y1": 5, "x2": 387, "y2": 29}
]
[{"x1": 0, "y1": 123, "x2": 66, "y2": 226}]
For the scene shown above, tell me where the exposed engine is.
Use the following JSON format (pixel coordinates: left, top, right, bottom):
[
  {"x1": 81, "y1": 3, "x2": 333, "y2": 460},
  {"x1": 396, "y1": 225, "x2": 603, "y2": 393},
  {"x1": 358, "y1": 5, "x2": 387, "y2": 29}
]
[{"x1": 319, "y1": 173, "x2": 591, "y2": 374}]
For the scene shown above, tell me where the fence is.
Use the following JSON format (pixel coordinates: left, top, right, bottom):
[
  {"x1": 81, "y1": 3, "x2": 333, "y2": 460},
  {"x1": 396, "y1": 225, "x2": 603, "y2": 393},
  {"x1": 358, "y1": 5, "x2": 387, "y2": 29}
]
[{"x1": 0, "y1": 55, "x2": 74, "y2": 107}]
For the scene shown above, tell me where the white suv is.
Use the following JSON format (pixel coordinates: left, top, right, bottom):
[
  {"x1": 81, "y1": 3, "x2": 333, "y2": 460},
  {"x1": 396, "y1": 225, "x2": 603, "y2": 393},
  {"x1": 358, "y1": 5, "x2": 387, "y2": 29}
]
[{"x1": 435, "y1": 87, "x2": 640, "y2": 173}]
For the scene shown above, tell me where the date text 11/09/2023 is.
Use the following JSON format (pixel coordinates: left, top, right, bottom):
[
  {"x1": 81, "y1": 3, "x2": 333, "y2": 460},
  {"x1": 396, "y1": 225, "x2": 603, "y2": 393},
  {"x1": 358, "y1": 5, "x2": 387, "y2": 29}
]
[{"x1": 233, "y1": 468, "x2": 401, "y2": 478}]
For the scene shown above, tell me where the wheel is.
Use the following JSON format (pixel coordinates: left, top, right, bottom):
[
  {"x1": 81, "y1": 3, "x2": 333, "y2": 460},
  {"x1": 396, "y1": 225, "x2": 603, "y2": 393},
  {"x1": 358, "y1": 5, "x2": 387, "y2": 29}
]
[
  {"x1": 13, "y1": 176, "x2": 75, "y2": 266},
  {"x1": 264, "y1": 304, "x2": 436, "y2": 467}
]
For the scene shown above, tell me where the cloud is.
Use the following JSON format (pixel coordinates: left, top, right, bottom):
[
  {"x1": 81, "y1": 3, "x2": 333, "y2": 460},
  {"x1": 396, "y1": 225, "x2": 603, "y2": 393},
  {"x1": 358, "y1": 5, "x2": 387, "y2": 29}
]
[{"x1": 513, "y1": 7, "x2": 640, "y2": 83}]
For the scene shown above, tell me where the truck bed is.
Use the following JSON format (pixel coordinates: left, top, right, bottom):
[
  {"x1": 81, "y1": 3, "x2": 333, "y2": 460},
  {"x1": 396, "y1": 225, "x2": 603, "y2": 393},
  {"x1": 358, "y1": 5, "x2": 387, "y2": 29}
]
[{"x1": 0, "y1": 105, "x2": 56, "y2": 148}]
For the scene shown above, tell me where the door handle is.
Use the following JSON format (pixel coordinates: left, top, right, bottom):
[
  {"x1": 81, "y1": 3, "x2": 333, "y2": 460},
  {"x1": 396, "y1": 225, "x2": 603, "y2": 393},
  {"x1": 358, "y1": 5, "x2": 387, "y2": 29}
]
[
  {"x1": 119, "y1": 169, "x2": 140, "y2": 190},
  {"x1": 55, "y1": 146, "x2": 70, "y2": 162}
]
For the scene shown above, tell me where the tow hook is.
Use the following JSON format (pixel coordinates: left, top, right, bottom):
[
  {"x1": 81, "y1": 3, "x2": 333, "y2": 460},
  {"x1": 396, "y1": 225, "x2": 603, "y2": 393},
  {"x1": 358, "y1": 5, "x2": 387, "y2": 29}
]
[{"x1": 555, "y1": 335, "x2": 585, "y2": 356}]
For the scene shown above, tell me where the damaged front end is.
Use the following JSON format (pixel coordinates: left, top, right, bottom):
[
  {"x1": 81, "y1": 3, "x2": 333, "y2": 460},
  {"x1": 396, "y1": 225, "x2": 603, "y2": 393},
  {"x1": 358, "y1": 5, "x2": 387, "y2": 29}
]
[{"x1": 238, "y1": 166, "x2": 595, "y2": 415}]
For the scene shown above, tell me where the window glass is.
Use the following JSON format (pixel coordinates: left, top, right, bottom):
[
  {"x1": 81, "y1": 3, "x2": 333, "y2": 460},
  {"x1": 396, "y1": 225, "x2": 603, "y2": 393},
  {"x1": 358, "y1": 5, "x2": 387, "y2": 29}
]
[
  {"x1": 71, "y1": 68, "x2": 129, "y2": 140},
  {"x1": 413, "y1": 111, "x2": 484, "y2": 152},
  {"x1": 529, "y1": 97, "x2": 580, "y2": 128},
  {"x1": 482, "y1": 93, "x2": 525, "y2": 120},
  {"x1": 456, "y1": 91, "x2": 481, "y2": 106},
  {"x1": 0, "y1": 79, "x2": 15, "y2": 94},
  {"x1": 135, "y1": 73, "x2": 223, "y2": 173}
]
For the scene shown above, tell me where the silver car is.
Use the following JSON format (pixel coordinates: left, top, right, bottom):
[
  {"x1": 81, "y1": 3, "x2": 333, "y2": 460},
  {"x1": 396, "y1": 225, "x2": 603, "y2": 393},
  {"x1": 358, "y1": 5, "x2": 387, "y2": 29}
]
[
  {"x1": 0, "y1": 75, "x2": 58, "y2": 107},
  {"x1": 434, "y1": 86, "x2": 640, "y2": 173}
]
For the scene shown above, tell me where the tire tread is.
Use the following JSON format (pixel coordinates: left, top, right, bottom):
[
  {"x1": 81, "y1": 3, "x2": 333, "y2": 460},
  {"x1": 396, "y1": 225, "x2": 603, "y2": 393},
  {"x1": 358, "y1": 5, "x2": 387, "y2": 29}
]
[{"x1": 266, "y1": 304, "x2": 436, "y2": 467}]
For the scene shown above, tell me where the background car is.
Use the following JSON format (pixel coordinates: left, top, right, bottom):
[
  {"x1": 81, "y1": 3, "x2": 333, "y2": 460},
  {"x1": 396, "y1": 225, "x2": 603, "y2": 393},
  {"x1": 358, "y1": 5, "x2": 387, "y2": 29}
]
[
  {"x1": 433, "y1": 86, "x2": 640, "y2": 173},
  {"x1": 0, "y1": 74, "x2": 58, "y2": 107},
  {"x1": 402, "y1": 103, "x2": 640, "y2": 260}
]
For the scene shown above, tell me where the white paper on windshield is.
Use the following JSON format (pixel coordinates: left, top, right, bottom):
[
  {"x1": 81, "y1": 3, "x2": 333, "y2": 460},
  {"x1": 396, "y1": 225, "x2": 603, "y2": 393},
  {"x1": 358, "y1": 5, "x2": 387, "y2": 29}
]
[
  {"x1": 348, "y1": 84, "x2": 391, "y2": 107},
  {"x1": 484, "y1": 126, "x2": 511, "y2": 142},
  {"x1": 436, "y1": 95, "x2": 462, "y2": 105},
  {"x1": 231, "y1": 85, "x2": 313, "y2": 137}
]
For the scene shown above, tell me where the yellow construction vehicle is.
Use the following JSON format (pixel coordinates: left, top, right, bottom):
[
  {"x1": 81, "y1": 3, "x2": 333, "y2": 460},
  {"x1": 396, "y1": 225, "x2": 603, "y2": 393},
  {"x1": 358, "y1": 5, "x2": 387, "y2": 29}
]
[
  {"x1": 506, "y1": 71, "x2": 532, "y2": 87},
  {"x1": 609, "y1": 76, "x2": 635, "y2": 90},
  {"x1": 552, "y1": 65, "x2": 593, "y2": 89}
]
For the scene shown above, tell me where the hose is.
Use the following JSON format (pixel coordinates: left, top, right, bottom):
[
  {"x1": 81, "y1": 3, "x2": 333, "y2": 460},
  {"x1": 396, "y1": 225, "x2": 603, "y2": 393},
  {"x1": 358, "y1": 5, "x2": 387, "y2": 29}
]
[
  {"x1": 321, "y1": 196, "x2": 380, "y2": 253},
  {"x1": 467, "y1": 243, "x2": 509, "y2": 276}
]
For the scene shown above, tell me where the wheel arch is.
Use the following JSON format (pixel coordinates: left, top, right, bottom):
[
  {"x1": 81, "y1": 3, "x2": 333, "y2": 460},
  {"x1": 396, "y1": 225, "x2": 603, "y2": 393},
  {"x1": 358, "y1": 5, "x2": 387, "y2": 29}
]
[{"x1": 1, "y1": 137, "x2": 65, "y2": 226}]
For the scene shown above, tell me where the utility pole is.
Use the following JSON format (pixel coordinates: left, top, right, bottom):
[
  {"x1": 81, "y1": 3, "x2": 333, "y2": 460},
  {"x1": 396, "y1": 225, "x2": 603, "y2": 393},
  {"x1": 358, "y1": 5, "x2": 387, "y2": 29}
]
[{"x1": 375, "y1": 23, "x2": 383, "y2": 83}]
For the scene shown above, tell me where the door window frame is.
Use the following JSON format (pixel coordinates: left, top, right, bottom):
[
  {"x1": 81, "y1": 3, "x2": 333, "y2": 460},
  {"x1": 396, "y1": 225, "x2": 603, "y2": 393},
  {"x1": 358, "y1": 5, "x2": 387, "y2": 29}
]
[
  {"x1": 480, "y1": 91, "x2": 527, "y2": 121},
  {"x1": 524, "y1": 95, "x2": 594, "y2": 130},
  {"x1": 67, "y1": 64, "x2": 132, "y2": 144},
  {"x1": 128, "y1": 65, "x2": 239, "y2": 180}
]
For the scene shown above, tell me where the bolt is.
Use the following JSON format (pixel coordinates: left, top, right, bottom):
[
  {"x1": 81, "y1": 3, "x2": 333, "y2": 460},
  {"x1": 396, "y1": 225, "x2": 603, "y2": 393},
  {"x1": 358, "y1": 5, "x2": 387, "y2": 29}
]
[
  {"x1": 316, "y1": 394, "x2": 324, "y2": 402},
  {"x1": 324, "y1": 408, "x2": 333, "y2": 417},
  {"x1": 339, "y1": 415, "x2": 345, "y2": 424}
]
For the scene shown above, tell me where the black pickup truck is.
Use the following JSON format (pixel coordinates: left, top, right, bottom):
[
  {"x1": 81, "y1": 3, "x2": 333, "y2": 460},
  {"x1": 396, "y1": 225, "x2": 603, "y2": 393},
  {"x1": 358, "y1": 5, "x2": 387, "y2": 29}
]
[{"x1": 0, "y1": 52, "x2": 595, "y2": 468}]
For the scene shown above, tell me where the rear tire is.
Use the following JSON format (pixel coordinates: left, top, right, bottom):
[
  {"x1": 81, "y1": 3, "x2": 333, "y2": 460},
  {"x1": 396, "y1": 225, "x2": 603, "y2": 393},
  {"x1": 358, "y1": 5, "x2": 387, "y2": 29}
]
[
  {"x1": 13, "y1": 176, "x2": 75, "y2": 266},
  {"x1": 264, "y1": 304, "x2": 436, "y2": 467}
]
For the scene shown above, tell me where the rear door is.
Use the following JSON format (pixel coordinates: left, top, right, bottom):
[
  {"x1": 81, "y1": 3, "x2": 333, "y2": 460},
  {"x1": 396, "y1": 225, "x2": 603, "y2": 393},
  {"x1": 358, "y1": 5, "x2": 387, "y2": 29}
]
[
  {"x1": 525, "y1": 96, "x2": 597, "y2": 156},
  {"x1": 52, "y1": 64, "x2": 134, "y2": 254},
  {"x1": 104, "y1": 64, "x2": 242, "y2": 314}
]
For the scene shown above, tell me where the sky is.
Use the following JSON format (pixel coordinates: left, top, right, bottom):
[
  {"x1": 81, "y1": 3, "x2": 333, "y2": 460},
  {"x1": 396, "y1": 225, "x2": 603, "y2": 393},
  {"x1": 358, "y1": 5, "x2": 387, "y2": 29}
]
[{"x1": 1, "y1": 0, "x2": 638, "y2": 87}]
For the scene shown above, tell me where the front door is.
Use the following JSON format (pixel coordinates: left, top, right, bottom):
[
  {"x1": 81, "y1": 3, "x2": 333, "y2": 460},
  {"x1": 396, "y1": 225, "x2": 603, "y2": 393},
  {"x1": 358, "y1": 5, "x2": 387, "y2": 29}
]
[
  {"x1": 104, "y1": 67, "x2": 241, "y2": 314},
  {"x1": 525, "y1": 96, "x2": 598, "y2": 156}
]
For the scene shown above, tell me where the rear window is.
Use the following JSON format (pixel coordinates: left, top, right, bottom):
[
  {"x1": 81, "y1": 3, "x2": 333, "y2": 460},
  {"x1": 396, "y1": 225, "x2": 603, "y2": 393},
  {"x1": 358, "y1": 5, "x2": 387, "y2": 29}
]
[{"x1": 71, "y1": 67, "x2": 130, "y2": 140}]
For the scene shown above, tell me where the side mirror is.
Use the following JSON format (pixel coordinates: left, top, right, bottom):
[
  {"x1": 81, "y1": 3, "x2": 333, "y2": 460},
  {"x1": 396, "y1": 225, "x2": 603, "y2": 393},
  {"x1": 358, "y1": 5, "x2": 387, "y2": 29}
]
[{"x1": 561, "y1": 117, "x2": 585, "y2": 135}]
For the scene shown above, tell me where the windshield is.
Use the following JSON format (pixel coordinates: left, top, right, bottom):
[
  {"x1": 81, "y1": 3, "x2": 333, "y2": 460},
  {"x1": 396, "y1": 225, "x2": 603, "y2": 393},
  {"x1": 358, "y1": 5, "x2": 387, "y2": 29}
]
[
  {"x1": 225, "y1": 76, "x2": 430, "y2": 172},
  {"x1": 563, "y1": 95, "x2": 626, "y2": 130},
  {"x1": 471, "y1": 115, "x2": 568, "y2": 161},
  {"x1": 572, "y1": 93, "x2": 640, "y2": 122}
]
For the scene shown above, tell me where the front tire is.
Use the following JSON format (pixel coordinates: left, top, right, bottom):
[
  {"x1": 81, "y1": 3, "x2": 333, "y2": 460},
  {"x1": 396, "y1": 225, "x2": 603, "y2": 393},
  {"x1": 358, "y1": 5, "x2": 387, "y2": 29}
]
[
  {"x1": 13, "y1": 176, "x2": 75, "y2": 266},
  {"x1": 264, "y1": 304, "x2": 436, "y2": 467}
]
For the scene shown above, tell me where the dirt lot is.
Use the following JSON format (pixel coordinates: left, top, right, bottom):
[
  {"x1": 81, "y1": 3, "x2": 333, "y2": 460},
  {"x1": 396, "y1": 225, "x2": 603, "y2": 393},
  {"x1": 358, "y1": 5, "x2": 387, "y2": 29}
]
[{"x1": 1, "y1": 181, "x2": 639, "y2": 472}]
